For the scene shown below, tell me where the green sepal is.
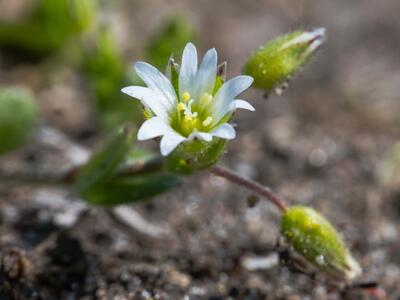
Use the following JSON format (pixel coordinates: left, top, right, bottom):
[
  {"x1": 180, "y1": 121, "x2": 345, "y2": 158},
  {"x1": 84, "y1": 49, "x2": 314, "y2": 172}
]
[
  {"x1": 0, "y1": 87, "x2": 38, "y2": 156},
  {"x1": 281, "y1": 206, "x2": 362, "y2": 282},
  {"x1": 81, "y1": 173, "x2": 180, "y2": 206},
  {"x1": 166, "y1": 58, "x2": 180, "y2": 97},
  {"x1": 243, "y1": 29, "x2": 325, "y2": 91},
  {"x1": 212, "y1": 76, "x2": 224, "y2": 95},
  {"x1": 75, "y1": 126, "x2": 136, "y2": 193},
  {"x1": 165, "y1": 138, "x2": 226, "y2": 175}
]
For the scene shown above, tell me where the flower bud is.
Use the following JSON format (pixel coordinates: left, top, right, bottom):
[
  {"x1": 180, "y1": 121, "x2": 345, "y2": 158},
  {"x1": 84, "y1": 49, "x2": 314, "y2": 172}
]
[
  {"x1": 0, "y1": 87, "x2": 38, "y2": 155},
  {"x1": 243, "y1": 28, "x2": 326, "y2": 91},
  {"x1": 281, "y1": 206, "x2": 362, "y2": 282}
]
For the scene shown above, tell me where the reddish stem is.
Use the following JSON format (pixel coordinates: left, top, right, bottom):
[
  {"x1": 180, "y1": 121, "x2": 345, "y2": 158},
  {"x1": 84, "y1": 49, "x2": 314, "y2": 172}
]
[{"x1": 210, "y1": 165, "x2": 289, "y2": 213}]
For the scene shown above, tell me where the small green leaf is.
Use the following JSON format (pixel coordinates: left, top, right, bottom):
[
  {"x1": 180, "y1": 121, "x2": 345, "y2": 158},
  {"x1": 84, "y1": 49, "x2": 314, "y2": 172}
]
[
  {"x1": 75, "y1": 126, "x2": 136, "y2": 193},
  {"x1": 81, "y1": 173, "x2": 180, "y2": 206},
  {"x1": 0, "y1": 87, "x2": 38, "y2": 155},
  {"x1": 126, "y1": 148, "x2": 157, "y2": 165},
  {"x1": 281, "y1": 206, "x2": 362, "y2": 282},
  {"x1": 243, "y1": 28, "x2": 326, "y2": 91}
]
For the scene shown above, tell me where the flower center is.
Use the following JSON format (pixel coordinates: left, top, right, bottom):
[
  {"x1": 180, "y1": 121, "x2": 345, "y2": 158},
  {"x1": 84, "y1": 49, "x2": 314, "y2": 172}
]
[{"x1": 171, "y1": 91, "x2": 215, "y2": 137}]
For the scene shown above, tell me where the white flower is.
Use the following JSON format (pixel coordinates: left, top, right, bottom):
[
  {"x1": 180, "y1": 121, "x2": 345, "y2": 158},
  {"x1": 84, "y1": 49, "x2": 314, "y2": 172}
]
[{"x1": 122, "y1": 43, "x2": 254, "y2": 156}]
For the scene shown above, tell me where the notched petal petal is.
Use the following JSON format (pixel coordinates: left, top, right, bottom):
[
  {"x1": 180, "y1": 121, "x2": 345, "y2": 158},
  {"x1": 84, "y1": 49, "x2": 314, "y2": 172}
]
[
  {"x1": 137, "y1": 117, "x2": 172, "y2": 140},
  {"x1": 211, "y1": 123, "x2": 236, "y2": 140},
  {"x1": 160, "y1": 133, "x2": 186, "y2": 156},
  {"x1": 189, "y1": 131, "x2": 213, "y2": 142},
  {"x1": 231, "y1": 99, "x2": 255, "y2": 111}
]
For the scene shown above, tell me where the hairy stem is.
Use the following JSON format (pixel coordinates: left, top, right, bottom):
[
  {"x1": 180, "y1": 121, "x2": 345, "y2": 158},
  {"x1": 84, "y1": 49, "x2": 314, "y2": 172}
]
[{"x1": 210, "y1": 165, "x2": 289, "y2": 213}]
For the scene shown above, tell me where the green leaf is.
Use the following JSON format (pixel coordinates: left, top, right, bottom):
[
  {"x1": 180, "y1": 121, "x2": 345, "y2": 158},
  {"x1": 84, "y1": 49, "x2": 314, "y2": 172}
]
[
  {"x1": 0, "y1": 87, "x2": 38, "y2": 155},
  {"x1": 281, "y1": 206, "x2": 362, "y2": 282},
  {"x1": 81, "y1": 173, "x2": 180, "y2": 206},
  {"x1": 125, "y1": 148, "x2": 157, "y2": 165},
  {"x1": 75, "y1": 126, "x2": 136, "y2": 193}
]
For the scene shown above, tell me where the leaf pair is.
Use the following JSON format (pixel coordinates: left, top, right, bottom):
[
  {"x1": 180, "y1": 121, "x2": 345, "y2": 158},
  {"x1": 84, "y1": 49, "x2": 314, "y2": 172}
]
[{"x1": 75, "y1": 126, "x2": 179, "y2": 206}]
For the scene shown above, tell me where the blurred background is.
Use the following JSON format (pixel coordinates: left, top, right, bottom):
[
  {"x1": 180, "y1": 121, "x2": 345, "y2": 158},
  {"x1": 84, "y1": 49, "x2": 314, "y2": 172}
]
[{"x1": 0, "y1": 0, "x2": 399, "y2": 299}]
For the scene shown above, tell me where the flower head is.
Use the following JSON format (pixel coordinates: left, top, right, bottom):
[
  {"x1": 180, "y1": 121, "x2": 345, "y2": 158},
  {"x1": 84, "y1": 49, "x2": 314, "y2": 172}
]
[{"x1": 122, "y1": 43, "x2": 254, "y2": 156}]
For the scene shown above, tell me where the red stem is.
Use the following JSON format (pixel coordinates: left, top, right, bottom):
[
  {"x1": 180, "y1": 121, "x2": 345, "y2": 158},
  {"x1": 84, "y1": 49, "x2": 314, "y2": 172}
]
[{"x1": 210, "y1": 165, "x2": 289, "y2": 213}]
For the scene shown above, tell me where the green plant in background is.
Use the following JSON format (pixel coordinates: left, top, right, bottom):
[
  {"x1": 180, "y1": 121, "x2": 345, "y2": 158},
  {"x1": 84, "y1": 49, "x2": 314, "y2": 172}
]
[
  {"x1": 0, "y1": 0, "x2": 97, "y2": 58},
  {"x1": 145, "y1": 16, "x2": 196, "y2": 70},
  {"x1": 81, "y1": 28, "x2": 142, "y2": 131},
  {"x1": 0, "y1": 87, "x2": 38, "y2": 155},
  {"x1": 244, "y1": 28, "x2": 325, "y2": 92}
]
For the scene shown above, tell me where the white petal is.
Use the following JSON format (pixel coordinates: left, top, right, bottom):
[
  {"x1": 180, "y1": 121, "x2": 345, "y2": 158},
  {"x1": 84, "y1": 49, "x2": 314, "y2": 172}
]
[
  {"x1": 121, "y1": 86, "x2": 170, "y2": 121},
  {"x1": 188, "y1": 131, "x2": 213, "y2": 142},
  {"x1": 211, "y1": 123, "x2": 236, "y2": 140},
  {"x1": 160, "y1": 132, "x2": 186, "y2": 156},
  {"x1": 194, "y1": 48, "x2": 217, "y2": 98},
  {"x1": 137, "y1": 117, "x2": 174, "y2": 140},
  {"x1": 212, "y1": 75, "x2": 253, "y2": 121},
  {"x1": 134, "y1": 62, "x2": 177, "y2": 107},
  {"x1": 231, "y1": 99, "x2": 255, "y2": 111},
  {"x1": 179, "y1": 43, "x2": 198, "y2": 97}
]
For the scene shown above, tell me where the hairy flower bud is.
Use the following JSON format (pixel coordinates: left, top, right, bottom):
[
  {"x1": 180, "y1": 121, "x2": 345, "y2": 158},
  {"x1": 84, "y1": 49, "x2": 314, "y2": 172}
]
[
  {"x1": 0, "y1": 87, "x2": 38, "y2": 155},
  {"x1": 243, "y1": 28, "x2": 326, "y2": 92},
  {"x1": 281, "y1": 206, "x2": 362, "y2": 282}
]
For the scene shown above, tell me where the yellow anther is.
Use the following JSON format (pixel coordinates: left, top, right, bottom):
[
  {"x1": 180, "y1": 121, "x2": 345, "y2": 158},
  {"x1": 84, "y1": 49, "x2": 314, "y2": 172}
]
[
  {"x1": 184, "y1": 115, "x2": 192, "y2": 122},
  {"x1": 200, "y1": 93, "x2": 213, "y2": 105},
  {"x1": 177, "y1": 102, "x2": 186, "y2": 111},
  {"x1": 182, "y1": 92, "x2": 191, "y2": 102},
  {"x1": 202, "y1": 116, "x2": 213, "y2": 127}
]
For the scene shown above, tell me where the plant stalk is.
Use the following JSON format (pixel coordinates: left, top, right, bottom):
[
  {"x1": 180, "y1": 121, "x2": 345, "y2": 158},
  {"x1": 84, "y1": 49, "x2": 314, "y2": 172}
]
[{"x1": 210, "y1": 165, "x2": 289, "y2": 213}]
